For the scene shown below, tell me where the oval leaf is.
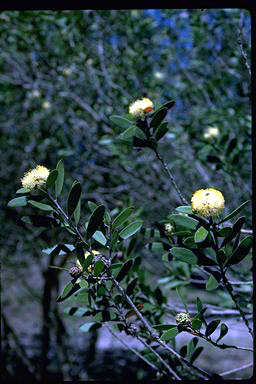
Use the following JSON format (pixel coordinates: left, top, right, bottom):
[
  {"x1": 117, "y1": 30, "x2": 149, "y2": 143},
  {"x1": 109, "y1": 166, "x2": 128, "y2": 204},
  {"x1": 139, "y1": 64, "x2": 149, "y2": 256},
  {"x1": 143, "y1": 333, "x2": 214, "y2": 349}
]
[
  {"x1": 8, "y1": 196, "x2": 28, "y2": 208},
  {"x1": 206, "y1": 274, "x2": 219, "y2": 291},
  {"x1": 170, "y1": 247, "x2": 197, "y2": 264},
  {"x1": 194, "y1": 226, "x2": 209, "y2": 243},
  {"x1": 55, "y1": 160, "x2": 64, "y2": 197},
  {"x1": 153, "y1": 324, "x2": 177, "y2": 331},
  {"x1": 112, "y1": 207, "x2": 134, "y2": 229},
  {"x1": 86, "y1": 205, "x2": 105, "y2": 240},
  {"x1": 115, "y1": 259, "x2": 133, "y2": 283},
  {"x1": 169, "y1": 214, "x2": 199, "y2": 230},
  {"x1": 56, "y1": 281, "x2": 81, "y2": 302},
  {"x1": 110, "y1": 115, "x2": 133, "y2": 129},
  {"x1": 119, "y1": 221, "x2": 143, "y2": 240},
  {"x1": 150, "y1": 107, "x2": 168, "y2": 130},
  {"x1": 219, "y1": 200, "x2": 250, "y2": 224},
  {"x1": 225, "y1": 236, "x2": 252, "y2": 267},
  {"x1": 74, "y1": 198, "x2": 81, "y2": 225},
  {"x1": 16, "y1": 187, "x2": 30, "y2": 194},
  {"x1": 67, "y1": 181, "x2": 81, "y2": 217},
  {"x1": 190, "y1": 346, "x2": 204, "y2": 364},
  {"x1": 80, "y1": 322, "x2": 97, "y2": 332},
  {"x1": 160, "y1": 326, "x2": 179, "y2": 341},
  {"x1": 155, "y1": 122, "x2": 169, "y2": 141},
  {"x1": 191, "y1": 319, "x2": 202, "y2": 330},
  {"x1": 220, "y1": 217, "x2": 245, "y2": 248},
  {"x1": 46, "y1": 169, "x2": 58, "y2": 188},
  {"x1": 94, "y1": 260, "x2": 105, "y2": 276},
  {"x1": 175, "y1": 206, "x2": 193, "y2": 214},
  {"x1": 205, "y1": 319, "x2": 221, "y2": 338},
  {"x1": 28, "y1": 200, "x2": 54, "y2": 212},
  {"x1": 92, "y1": 230, "x2": 107, "y2": 246},
  {"x1": 161, "y1": 100, "x2": 176, "y2": 110},
  {"x1": 196, "y1": 297, "x2": 203, "y2": 314},
  {"x1": 216, "y1": 323, "x2": 229, "y2": 343}
]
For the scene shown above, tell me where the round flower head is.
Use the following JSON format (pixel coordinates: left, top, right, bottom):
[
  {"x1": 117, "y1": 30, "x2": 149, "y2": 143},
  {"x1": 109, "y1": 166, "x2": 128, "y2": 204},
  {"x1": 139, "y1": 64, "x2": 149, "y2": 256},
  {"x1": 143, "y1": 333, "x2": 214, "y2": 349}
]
[
  {"x1": 203, "y1": 126, "x2": 219, "y2": 140},
  {"x1": 191, "y1": 188, "x2": 225, "y2": 218},
  {"x1": 21, "y1": 165, "x2": 50, "y2": 191},
  {"x1": 165, "y1": 223, "x2": 175, "y2": 235},
  {"x1": 129, "y1": 97, "x2": 153, "y2": 117},
  {"x1": 176, "y1": 312, "x2": 191, "y2": 326}
]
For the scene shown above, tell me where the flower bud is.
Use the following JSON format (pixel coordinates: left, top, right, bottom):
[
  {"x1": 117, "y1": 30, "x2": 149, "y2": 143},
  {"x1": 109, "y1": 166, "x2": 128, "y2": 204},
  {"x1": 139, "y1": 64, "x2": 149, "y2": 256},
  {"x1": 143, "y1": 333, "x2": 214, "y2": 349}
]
[
  {"x1": 69, "y1": 266, "x2": 82, "y2": 278},
  {"x1": 176, "y1": 312, "x2": 191, "y2": 326}
]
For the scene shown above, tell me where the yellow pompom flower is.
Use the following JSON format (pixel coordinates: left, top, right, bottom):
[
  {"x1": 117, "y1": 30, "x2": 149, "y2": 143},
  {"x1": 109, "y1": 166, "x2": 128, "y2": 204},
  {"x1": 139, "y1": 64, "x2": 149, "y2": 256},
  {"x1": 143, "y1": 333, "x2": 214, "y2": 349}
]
[
  {"x1": 129, "y1": 97, "x2": 153, "y2": 117},
  {"x1": 191, "y1": 188, "x2": 225, "y2": 218},
  {"x1": 21, "y1": 165, "x2": 50, "y2": 191}
]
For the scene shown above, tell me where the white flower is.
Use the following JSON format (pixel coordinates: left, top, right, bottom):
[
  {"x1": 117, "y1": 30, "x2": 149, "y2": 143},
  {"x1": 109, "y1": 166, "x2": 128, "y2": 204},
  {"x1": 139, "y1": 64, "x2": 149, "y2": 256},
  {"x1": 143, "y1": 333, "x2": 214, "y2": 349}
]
[
  {"x1": 129, "y1": 98, "x2": 153, "y2": 117},
  {"x1": 203, "y1": 127, "x2": 219, "y2": 139},
  {"x1": 21, "y1": 165, "x2": 50, "y2": 190}
]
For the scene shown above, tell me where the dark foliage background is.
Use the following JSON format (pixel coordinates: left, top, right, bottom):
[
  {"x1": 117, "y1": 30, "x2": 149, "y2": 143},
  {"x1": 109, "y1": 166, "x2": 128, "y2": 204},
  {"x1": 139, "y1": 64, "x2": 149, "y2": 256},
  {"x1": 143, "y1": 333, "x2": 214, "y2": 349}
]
[{"x1": 1, "y1": 9, "x2": 252, "y2": 380}]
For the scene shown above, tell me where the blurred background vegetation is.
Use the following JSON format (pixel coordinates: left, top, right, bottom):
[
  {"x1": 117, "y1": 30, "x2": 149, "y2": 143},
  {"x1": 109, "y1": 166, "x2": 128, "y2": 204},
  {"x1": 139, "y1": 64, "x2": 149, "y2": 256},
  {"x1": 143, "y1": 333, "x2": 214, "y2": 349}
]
[{"x1": 1, "y1": 9, "x2": 252, "y2": 381}]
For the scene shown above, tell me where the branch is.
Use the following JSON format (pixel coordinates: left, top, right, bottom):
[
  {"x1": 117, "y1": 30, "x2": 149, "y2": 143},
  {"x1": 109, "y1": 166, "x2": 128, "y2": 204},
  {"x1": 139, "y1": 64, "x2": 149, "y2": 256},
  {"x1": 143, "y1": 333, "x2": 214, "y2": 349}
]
[
  {"x1": 219, "y1": 362, "x2": 253, "y2": 377},
  {"x1": 152, "y1": 147, "x2": 188, "y2": 205}
]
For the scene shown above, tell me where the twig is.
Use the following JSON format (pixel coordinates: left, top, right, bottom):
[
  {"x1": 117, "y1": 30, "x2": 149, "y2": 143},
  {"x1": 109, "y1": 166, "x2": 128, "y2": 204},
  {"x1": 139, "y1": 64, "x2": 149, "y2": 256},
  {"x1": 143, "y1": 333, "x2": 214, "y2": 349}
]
[
  {"x1": 105, "y1": 324, "x2": 160, "y2": 374},
  {"x1": 237, "y1": 26, "x2": 251, "y2": 77},
  {"x1": 152, "y1": 147, "x2": 188, "y2": 205},
  {"x1": 219, "y1": 362, "x2": 253, "y2": 377},
  {"x1": 221, "y1": 272, "x2": 253, "y2": 338},
  {"x1": 136, "y1": 334, "x2": 181, "y2": 380}
]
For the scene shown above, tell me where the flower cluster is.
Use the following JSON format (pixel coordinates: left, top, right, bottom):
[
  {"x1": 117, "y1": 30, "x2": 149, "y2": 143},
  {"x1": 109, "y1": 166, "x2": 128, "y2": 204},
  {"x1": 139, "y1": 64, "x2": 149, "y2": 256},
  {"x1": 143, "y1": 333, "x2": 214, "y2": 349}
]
[
  {"x1": 176, "y1": 312, "x2": 191, "y2": 326},
  {"x1": 203, "y1": 126, "x2": 219, "y2": 140},
  {"x1": 129, "y1": 97, "x2": 153, "y2": 117},
  {"x1": 21, "y1": 165, "x2": 50, "y2": 191},
  {"x1": 165, "y1": 223, "x2": 175, "y2": 235},
  {"x1": 191, "y1": 188, "x2": 225, "y2": 218}
]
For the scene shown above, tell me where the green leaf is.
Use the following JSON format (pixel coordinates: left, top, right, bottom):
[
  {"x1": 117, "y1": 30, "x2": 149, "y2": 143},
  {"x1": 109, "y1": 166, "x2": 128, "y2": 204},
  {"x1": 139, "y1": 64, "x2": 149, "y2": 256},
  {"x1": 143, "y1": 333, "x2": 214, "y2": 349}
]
[
  {"x1": 28, "y1": 200, "x2": 54, "y2": 212},
  {"x1": 126, "y1": 277, "x2": 138, "y2": 296},
  {"x1": 55, "y1": 160, "x2": 64, "y2": 197},
  {"x1": 218, "y1": 200, "x2": 250, "y2": 224},
  {"x1": 216, "y1": 323, "x2": 229, "y2": 343},
  {"x1": 217, "y1": 227, "x2": 233, "y2": 237},
  {"x1": 56, "y1": 281, "x2": 81, "y2": 302},
  {"x1": 83, "y1": 254, "x2": 94, "y2": 271},
  {"x1": 46, "y1": 169, "x2": 58, "y2": 188},
  {"x1": 67, "y1": 181, "x2": 81, "y2": 217},
  {"x1": 86, "y1": 205, "x2": 105, "y2": 240},
  {"x1": 119, "y1": 221, "x2": 143, "y2": 239},
  {"x1": 153, "y1": 324, "x2": 177, "y2": 331},
  {"x1": 74, "y1": 197, "x2": 81, "y2": 226},
  {"x1": 80, "y1": 322, "x2": 98, "y2": 332},
  {"x1": 147, "y1": 242, "x2": 164, "y2": 252},
  {"x1": 133, "y1": 137, "x2": 149, "y2": 147},
  {"x1": 160, "y1": 100, "x2": 176, "y2": 111},
  {"x1": 188, "y1": 337, "x2": 198, "y2": 358},
  {"x1": 110, "y1": 115, "x2": 133, "y2": 129},
  {"x1": 8, "y1": 196, "x2": 28, "y2": 207},
  {"x1": 88, "y1": 201, "x2": 97, "y2": 211},
  {"x1": 175, "y1": 206, "x2": 193, "y2": 214},
  {"x1": 170, "y1": 247, "x2": 197, "y2": 264},
  {"x1": 160, "y1": 326, "x2": 179, "y2": 341},
  {"x1": 225, "y1": 236, "x2": 252, "y2": 267},
  {"x1": 154, "y1": 122, "x2": 169, "y2": 141},
  {"x1": 169, "y1": 214, "x2": 199, "y2": 230},
  {"x1": 115, "y1": 259, "x2": 133, "y2": 283},
  {"x1": 150, "y1": 107, "x2": 168, "y2": 130},
  {"x1": 94, "y1": 260, "x2": 105, "y2": 276},
  {"x1": 92, "y1": 230, "x2": 107, "y2": 246},
  {"x1": 191, "y1": 319, "x2": 202, "y2": 330},
  {"x1": 220, "y1": 217, "x2": 245, "y2": 248},
  {"x1": 205, "y1": 320, "x2": 221, "y2": 338},
  {"x1": 206, "y1": 274, "x2": 219, "y2": 291},
  {"x1": 16, "y1": 187, "x2": 30, "y2": 194},
  {"x1": 194, "y1": 226, "x2": 209, "y2": 243},
  {"x1": 112, "y1": 207, "x2": 134, "y2": 228},
  {"x1": 190, "y1": 347, "x2": 204, "y2": 364}
]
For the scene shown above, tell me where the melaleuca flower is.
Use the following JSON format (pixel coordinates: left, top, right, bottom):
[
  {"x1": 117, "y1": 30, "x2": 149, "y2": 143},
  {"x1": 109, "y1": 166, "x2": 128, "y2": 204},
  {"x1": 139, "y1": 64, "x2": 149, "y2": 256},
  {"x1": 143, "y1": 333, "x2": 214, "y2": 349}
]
[
  {"x1": 165, "y1": 223, "x2": 175, "y2": 235},
  {"x1": 76, "y1": 250, "x2": 100, "y2": 273},
  {"x1": 176, "y1": 312, "x2": 191, "y2": 326},
  {"x1": 203, "y1": 126, "x2": 219, "y2": 140},
  {"x1": 129, "y1": 97, "x2": 153, "y2": 117},
  {"x1": 191, "y1": 188, "x2": 225, "y2": 218},
  {"x1": 21, "y1": 165, "x2": 50, "y2": 191}
]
